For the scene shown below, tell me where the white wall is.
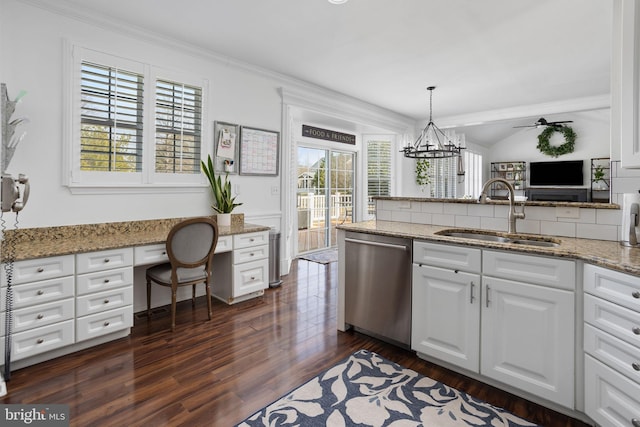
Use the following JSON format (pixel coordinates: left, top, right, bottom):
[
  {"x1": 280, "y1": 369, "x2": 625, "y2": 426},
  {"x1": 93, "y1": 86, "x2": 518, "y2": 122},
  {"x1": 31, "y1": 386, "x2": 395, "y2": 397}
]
[
  {"x1": 1, "y1": 1, "x2": 284, "y2": 228},
  {"x1": 487, "y1": 109, "x2": 610, "y2": 186}
]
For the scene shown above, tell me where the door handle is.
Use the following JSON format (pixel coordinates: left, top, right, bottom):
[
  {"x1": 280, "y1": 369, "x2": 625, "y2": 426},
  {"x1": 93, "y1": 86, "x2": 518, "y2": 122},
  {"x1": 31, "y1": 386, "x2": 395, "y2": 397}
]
[
  {"x1": 470, "y1": 281, "x2": 475, "y2": 304},
  {"x1": 485, "y1": 285, "x2": 491, "y2": 308}
]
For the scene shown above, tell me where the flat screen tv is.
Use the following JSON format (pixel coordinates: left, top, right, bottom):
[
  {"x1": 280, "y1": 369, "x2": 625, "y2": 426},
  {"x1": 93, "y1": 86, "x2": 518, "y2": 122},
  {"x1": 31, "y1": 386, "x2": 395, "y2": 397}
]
[{"x1": 529, "y1": 160, "x2": 584, "y2": 186}]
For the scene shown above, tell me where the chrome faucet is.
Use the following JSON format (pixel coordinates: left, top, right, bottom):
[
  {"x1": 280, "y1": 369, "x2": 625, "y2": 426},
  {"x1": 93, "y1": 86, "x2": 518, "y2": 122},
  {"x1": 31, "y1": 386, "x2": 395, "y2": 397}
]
[{"x1": 479, "y1": 178, "x2": 525, "y2": 234}]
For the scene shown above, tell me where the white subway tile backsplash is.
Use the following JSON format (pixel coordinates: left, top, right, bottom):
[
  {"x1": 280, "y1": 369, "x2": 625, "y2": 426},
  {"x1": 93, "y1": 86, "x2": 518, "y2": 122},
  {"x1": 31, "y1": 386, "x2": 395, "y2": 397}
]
[
  {"x1": 524, "y1": 206, "x2": 559, "y2": 221},
  {"x1": 376, "y1": 209, "x2": 392, "y2": 221},
  {"x1": 431, "y1": 213, "x2": 455, "y2": 226},
  {"x1": 517, "y1": 220, "x2": 541, "y2": 234},
  {"x1": 391, "y1": 210, "x2": 412, "y2": 223},
  {"x1": 596, "y1": 209, "x2": 621, "y2": 225},
  {"x1": 467, "y1": 204, "x2": 495, "y2": 217},
  {"x1": 444, "y1": 203, "x2": 468, "y2": 215},
  {"x1": 410, "y1": 212, "x2": 432, "y2": 225},
  {"x1": 454, "y1": 216, "x2": 481, "y2": 228},
  {"x1": 421, "y1": 202, "x2": 444, "y2": 214},
  {"x1": 558, "y1": 208, "x2": 596, "y2": 224},
  {"x1": 540, "y1": 221, "x2": 576, "y2": 238},
  {"x1": 576, "y1": 223, "x2": 618, "y2": 241},
  {"x1": 479, "y1": 217, "x2": 508, "y2": 232}
]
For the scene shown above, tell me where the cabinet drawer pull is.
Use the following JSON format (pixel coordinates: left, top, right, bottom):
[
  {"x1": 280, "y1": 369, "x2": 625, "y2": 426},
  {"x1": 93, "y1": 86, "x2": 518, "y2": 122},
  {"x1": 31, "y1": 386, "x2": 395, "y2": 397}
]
[
  {"x1": 249, "y1": 238, "x2": 255, "y2": 242},
  {"x1": 250, "y1": 253, "x2": 254, "y2": 257},
  {"x1": 104, "y1": 279, "x2": 110, "y2": 283},
  {"x1": 104, "y1": 299, "x2": 110, "y2": 304},
  {"x1": 36, "y1": 314, "x2": 43, "y2": 320},
  {"x1": 37, "y1": 290, "x2": 44, "y2": 295},
  {"x1": 104, "y1": 258, "x2": 110, "y2": 263},
  {"x1": 632, "y1": 419, "x2": 640, "y2": 427},
  {"x1": 103, "y1": 321, "x2": 110, "y2": 327},
  {"x1": 470, "y1": 282, "x2": 475, "y2": 304},
  {"x1": 633, "y1": 291, "x2": 640, "y2": 299},
  {"x1": 634, "y1": 327, "x2": 640, "y2": 335},
  {"x1": 632, "y1": 362, "x2": 640, "y2": 371},
  {"x1": 36, "y1": 267, "x2": 44, "y2": 273},
  {"x1": 36, "y1": 338, "x2": 44, "y2": 344},
  {"x1": 485, "y1": 285, "x2": 491, "y2": 308}
]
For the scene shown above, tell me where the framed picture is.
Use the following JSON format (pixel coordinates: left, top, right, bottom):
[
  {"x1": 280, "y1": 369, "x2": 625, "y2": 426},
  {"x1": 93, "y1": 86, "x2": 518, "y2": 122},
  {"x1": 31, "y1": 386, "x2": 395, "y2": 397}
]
[
  {"x1": 506, "y1": 163, "x2": 514, "y2": 170},
  {"x1": 213, "y1": 121, "x2": 240, "y2": 174},
  {"x1": 498, "y1": 163, "x2": 507, "y2": 171},
  {"x1": 239, "y1": 126, "x2": 280, "y2": 176},
  {"x1": 506, "y1": 172, "x2": 514, "y2": 180}
]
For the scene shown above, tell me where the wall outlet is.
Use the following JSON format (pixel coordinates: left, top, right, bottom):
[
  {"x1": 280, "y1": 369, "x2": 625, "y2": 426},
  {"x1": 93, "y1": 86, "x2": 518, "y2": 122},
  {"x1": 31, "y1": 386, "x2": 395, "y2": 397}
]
[{"x1": 271, "y1": 186, "x2": 279, "y2": 196}]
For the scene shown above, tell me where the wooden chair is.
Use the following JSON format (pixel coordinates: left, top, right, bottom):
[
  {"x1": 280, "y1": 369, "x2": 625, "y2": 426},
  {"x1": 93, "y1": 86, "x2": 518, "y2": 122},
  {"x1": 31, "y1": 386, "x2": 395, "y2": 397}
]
[{"x1": 146, "y1": 217, "x2": 219, "y2": 331}]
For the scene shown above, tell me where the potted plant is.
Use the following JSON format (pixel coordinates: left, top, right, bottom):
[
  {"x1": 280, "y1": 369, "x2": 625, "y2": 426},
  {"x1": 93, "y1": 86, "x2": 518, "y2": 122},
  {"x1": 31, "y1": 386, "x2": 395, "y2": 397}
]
[
  {"x1": 593, "y1": 165, "x2": 607, "y2": 191},
  {"x1": 201, "y1": 155, "x2": 242, "y2": 226},
  {"x1": 415, "y1": 159, "x2": 431, "y2": 192}
]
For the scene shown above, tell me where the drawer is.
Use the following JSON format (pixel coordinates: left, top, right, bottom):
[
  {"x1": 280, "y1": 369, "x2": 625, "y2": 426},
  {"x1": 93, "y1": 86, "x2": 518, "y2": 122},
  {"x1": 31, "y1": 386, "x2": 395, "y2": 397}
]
[
  {"x1": 2, "y1": 255, "x2": 74, "y2": 286},
  {"x1": 76, "y1": 248, "x2": 134, "y2": 274},
  {"x1": 76, "y1": 266, "x2": 133, "y2": 296},
  {"x1": 234, "y1": 243, "x2": 268, "y2": 264},
  {"x1": 413, "y1": 241, "x2": 481, "y2": 272},
  {"x1": 76, "y1": 306, "x2": 133, "y2": 342},
  {"x1": 134, "y1": 244, "x2": 168, "y2": 266},
  {"x1": 585, "y1": 293, "x2": 640, "y2": 348},
  {"x1": 216, "y1": 235, "x2": 232, "y2": 253},
  {"x1": 12, "y1": 298, "x2": 75, "y2": 333},
  {"x1": 585, "y1": 323, "x2": 640, "y2": 383},
  {"x1": 585, "y1": 355, "x2": 640, "y2": 427},
  {"x1": 483, "y1": 250, "x2": 575, "y2": 290},
  {"x1": 585, "y1": 264, "x2": 640, "y2": 312},
  {"x1": 233, "y1": 231, "x2": 268, "y2": 250},
  {"x1": 232, "y1": 258, "x2": 268, "y2": 297},
  {"x1": 11, "y1": 320, "x2": 74, "y2": 361},
  {"x1": 76, "y1": 286, "x2": 133, "y2": 317},
  {"x1": 1, "y1": 276, "x2": 74, "y2": 309}
]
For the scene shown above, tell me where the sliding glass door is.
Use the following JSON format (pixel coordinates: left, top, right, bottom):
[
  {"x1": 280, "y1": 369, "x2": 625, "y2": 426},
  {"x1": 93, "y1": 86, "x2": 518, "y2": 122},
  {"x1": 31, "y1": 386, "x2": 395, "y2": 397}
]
[{"x1": 296, "y1": 146, "x2": 354, "y2": 254}]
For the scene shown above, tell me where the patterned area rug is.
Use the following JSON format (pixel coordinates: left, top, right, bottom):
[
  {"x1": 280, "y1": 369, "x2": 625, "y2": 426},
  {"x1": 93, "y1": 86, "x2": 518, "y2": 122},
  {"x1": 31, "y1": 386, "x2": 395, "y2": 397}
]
[
  {"x1": 298, "y1": 249, "x2": 339, "y2": 264},
  {"x1": 237, "y1": 350, "x2": 540, "y2": 427}
]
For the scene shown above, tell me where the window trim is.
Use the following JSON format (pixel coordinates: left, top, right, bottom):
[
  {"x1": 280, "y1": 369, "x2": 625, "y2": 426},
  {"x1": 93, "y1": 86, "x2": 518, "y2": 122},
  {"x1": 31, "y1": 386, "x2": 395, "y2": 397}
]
[{"x1": 63, "y1": 42, "x2": 210, "y2": 194}]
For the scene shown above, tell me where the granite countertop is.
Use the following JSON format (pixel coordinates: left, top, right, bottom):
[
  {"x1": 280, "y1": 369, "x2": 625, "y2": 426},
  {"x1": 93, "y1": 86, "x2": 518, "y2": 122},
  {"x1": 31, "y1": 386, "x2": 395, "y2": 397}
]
[
  {"x1": 338, "y1": 220, "x2": 640, "y2": 277},
  {"x1": 1, "y1": 215, "x2": 271, "y2": 262}
]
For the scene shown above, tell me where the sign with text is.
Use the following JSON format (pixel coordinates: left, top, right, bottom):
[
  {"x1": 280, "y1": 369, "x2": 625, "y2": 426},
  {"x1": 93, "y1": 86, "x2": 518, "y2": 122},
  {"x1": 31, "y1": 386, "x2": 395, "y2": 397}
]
[{"x1": 302, "y1": 125, "x2": 356, "y2": 145}]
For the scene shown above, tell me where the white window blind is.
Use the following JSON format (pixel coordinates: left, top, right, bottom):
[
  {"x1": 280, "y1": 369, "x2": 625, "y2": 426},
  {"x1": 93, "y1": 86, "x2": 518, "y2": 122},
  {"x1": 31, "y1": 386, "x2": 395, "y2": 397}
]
[
  {"x1": 155, "y1": 80, "x2": 202, "y2": 174},
  {"x1": 366, "y1": 138, "x2": 392, "y2": 218},
  {"x1": 430, "y1": 157, "x2": 457, "y2": 198},
  {"x1": 80, "y1": 62, "x2": 144, "y2": 172}
]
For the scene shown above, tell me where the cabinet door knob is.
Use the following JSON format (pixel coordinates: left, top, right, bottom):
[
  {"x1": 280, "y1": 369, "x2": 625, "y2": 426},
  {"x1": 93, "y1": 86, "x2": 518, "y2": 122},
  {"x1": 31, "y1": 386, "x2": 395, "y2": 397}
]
[
  {"x1": 104, "y1": 258, "x2": 110, "y2": 263},
  {"x1": 104, "y1": 279, "x2": 110, "y2": 283},
  {"x1": 104, "y1": 299, "x2": 110, "y2": 304},
  {"x1": 103, "y1": 321, "x2": 110, "y2": 327},
  {"x1": 37, "y1": 289, "x2": 44, "y2": 295},
  {"x1": 36, "y1": 338, "x2": 44, "y2": 344},
  {"x1": 633, "y1": 291, "x2": 640, "y2": 299},
  {"x1": 36, "y1": 314, "x2": 43, "y2": 320},
  {"x1": 634, "y1": 327, "x2": 640, "y2": 335},
  {"x1": 632, "y1": 362, "x2": 640, "y2": 371},
  {"x1": 36, "y1": 267, "x2": 44, "y2": 273}
]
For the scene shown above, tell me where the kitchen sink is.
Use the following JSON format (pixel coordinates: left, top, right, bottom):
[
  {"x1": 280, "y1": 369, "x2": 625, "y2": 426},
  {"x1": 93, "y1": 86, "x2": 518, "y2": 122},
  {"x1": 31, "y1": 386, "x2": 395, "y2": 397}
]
[{"x1": 435, "y1": 229, "x2": 560, "y2": 248}]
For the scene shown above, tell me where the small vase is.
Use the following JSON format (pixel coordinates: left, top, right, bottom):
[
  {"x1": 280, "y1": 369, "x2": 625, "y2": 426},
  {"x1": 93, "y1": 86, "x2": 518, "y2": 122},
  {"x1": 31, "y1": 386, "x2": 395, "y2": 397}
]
[{"x1": 217, "y1": 213, "x2": 231, "y2": 226}]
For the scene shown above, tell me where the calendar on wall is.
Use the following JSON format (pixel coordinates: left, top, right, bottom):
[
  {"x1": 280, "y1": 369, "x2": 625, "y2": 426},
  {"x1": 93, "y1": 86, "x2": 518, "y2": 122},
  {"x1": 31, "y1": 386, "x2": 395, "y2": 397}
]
[{"x1": 239, "y1": 126, "x2": 280, "y2": 176}]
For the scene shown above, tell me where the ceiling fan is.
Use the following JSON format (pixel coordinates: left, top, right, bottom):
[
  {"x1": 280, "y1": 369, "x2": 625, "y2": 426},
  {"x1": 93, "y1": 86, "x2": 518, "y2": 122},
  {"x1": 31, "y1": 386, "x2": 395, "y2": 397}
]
[{"x1": 513, "y1": 117, "x2": 573, "y2": 129}]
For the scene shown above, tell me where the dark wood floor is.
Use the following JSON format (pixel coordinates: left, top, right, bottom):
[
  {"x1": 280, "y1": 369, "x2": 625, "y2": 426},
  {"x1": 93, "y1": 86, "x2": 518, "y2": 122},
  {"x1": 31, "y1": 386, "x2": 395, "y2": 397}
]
[{"x1": 2, "y1": 259, "x2": 591, "y2": 426}]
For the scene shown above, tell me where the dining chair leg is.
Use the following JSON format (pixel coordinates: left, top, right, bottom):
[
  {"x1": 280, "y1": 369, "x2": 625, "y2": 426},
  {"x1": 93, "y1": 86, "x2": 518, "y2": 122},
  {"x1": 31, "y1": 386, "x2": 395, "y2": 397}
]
[
  {"x1": 206, "y1": 282, "x2": 212, "y2": 320},
  {"x1": 146, "y1": 278, "x2": 151, "y2": 318},
  {"x1": 171, "y1": 288, "x2": 177, "y2": 332}
]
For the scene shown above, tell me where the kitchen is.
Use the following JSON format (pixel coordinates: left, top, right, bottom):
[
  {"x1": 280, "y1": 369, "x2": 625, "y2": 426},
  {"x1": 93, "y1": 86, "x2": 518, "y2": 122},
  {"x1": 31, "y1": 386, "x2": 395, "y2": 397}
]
[{"x1": 1, "y1": 0, "x2": 640, "y2": 426}]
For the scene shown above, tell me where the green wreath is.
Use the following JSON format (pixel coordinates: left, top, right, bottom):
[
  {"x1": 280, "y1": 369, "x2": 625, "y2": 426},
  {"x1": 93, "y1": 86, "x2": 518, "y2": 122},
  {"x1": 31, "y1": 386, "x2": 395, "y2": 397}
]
[{"x1": 536, "y1": 126, "x2": 576, "y2": 157}]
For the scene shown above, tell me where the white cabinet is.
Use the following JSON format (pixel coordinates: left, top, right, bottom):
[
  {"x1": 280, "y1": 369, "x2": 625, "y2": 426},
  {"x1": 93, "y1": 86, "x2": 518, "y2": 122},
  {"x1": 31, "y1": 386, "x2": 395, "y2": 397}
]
[
  {"x1": 1, "y1": 255, "x2": 75, "y2": 361},
  {"x1": 75, "y1": 248, "x2": 133, "y2": 342},
  {"x1": 618, "y1": 0, "x2": 640, "y2": 168},
  {"x1": 412, "y1": 242, "x2": 481, "y2": 372},
  {"x1": 211, "y1": 231, "x2": 269, "y2": 303},
  {"x1": 412, "y1": 242, "x2": 576, "y2": 409},
  {"x1": 584, "y1": 264, "x2": 640, "y2": 426}
]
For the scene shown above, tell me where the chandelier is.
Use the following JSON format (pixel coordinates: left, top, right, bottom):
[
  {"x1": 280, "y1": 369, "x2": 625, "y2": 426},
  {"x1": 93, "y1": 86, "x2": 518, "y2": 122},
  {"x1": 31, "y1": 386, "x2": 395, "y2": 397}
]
[{"x1": 402, "y1": 86, "x2": 465, "y2": 159}]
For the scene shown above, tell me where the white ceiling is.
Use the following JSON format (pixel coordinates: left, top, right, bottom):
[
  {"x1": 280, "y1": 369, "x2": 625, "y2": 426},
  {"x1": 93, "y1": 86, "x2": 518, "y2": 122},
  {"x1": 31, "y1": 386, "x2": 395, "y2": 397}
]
[{"x1": 37, "y1": 0, "x2": 613, "y2": 142}]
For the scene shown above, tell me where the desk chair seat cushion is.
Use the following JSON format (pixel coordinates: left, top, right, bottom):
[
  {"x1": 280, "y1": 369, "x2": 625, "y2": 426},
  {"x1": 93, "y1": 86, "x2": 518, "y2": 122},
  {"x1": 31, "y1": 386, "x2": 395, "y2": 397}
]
[{"x1": 146, "y1": 263, "x2": 207, "y2": 285}]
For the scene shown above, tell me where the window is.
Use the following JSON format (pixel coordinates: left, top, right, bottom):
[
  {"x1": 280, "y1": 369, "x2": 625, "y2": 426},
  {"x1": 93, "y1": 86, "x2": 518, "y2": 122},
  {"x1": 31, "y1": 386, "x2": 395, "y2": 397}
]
[
  {"x1": 430, "y1": 157, "x2": 457, "y2": 198},
  {"x1": 80, "y1": 62, "x2": 144, "y2": 173},
  {"x1": 366, "y1": 137, "x2": 393, "y2": 218},
  {"x1": 67, "y1": 46, "x2": 207, "y2": 192},
  {"x1": 155, "y1": 80, "x2": 202, "y2": 174}
]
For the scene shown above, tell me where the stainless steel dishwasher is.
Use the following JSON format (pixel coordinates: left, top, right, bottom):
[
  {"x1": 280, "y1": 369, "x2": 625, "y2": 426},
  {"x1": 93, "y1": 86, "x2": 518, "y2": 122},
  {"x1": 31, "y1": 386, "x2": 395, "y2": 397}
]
[{"x1": 344, "y1": 231, "x2": 412, "y2": 347}]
